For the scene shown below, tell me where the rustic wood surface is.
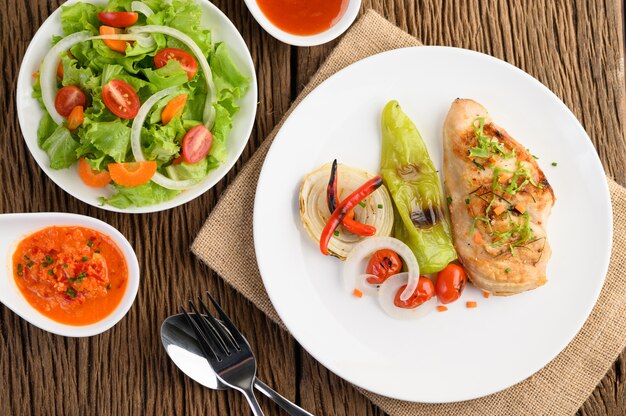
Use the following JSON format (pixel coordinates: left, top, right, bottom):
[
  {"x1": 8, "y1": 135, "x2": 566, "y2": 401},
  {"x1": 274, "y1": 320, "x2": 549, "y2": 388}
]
[{"x1": 1, "y1": 0, "x2": 625, "y2": 415}]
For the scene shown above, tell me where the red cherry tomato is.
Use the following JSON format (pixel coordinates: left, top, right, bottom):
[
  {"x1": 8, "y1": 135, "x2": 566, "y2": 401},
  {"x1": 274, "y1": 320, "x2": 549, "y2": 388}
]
[
  {"x1": 182, "y1": 125, "x2": 213, "y2": 164},
  {"x1": 54, "y1": 86, "x2": 87, "y2": 117},
  {"x1": 394, "y1": 277, "x2": 435, "y2": 309},
  {"x1": 97, "y1": 12, "x2": 139, "y2": 28},
  {"x1": 435, "y1": 264, "x2": 468, "y2": 304},
  {"x1": 102, "y1": 79, "x2": 140, "y2": 119},
  {"x1": 365, "y1": 249, "x2": 402, "y2": 285},
  {"x1": 154, "y1": 48, "x2": 198, "y2": 80}
]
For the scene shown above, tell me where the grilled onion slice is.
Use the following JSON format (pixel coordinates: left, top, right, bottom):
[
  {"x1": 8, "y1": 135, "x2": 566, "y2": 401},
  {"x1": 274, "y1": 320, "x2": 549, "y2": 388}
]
[{"x1": 299, "y1": 163, "x2": 393, "y2": 259}]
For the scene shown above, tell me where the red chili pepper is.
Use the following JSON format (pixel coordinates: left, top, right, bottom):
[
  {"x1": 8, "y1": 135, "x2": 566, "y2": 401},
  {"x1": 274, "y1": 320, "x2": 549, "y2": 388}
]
[
  {"x1": 320, "y1": 176, "x2": 384, "y2": 255},
  {"x1": 326, "y1": 160, "x2": 377, "y2": 237}
]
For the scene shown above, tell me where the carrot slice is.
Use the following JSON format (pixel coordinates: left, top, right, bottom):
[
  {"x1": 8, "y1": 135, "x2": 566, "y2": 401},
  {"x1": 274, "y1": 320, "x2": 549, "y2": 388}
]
[
  {"x1": 466, "y1": 301, "x2": 478, "y2": 308},
  {"x1": 353, "y1": 288, "x2": 363, "y2": 298},
  {"x1": 436, "y1": 305, "x2": 448, "y2": 312},
  {"x1": 108, "y1": 161, "x2": 157, "y2": 187},
  {"x1": 57, "y1": 60, "x2": 64, "y2": 78},
  {"x1": 161, "y1": 94, "x2": 188, "y2": 125},
  {"x1": 488, "y1": 156, "x2": 497, "y2": 164},
  {"x1": 78, "y1": 158, "x2": 111, "y2": 188},
  {"x1": 483, "y1": 292, "x2": 490, "y2": 298},
  {"x1": 473, "y1": 231, "x2": 484, "y2": 244},
  {"x1": 99, "y1": 25, "x2": 130, "y2": 54},
  {"x1": 493, "y1": 205, "x2": 506, "y2": 216},
  {"x1": 67, "y1": 106, "x2": 84, "y2": 131},
  {"x1": 515, "y1": 203, "x2": 526, "y2": 214}
]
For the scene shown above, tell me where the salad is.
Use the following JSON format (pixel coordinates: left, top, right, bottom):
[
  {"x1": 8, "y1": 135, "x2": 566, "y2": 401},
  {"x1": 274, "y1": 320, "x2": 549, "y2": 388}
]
[{"x1": 33, "y1": 0, "x2": 250, "y2": 208}]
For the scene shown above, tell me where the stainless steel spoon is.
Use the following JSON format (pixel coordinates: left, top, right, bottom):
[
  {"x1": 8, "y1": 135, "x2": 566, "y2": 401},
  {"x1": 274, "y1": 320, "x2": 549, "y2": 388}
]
[{"x1": 161, "y1": 314, "x2": 313, "y2": 415}]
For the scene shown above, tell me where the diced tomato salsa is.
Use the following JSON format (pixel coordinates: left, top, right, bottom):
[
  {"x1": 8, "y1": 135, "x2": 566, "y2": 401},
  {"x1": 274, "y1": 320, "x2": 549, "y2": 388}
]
[{"x1": 12, "y1": 226, "x2": 128, "y2": 326}]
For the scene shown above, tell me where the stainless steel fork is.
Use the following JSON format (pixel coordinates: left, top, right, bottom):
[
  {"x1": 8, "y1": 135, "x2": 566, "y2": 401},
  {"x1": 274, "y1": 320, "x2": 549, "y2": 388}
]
[{"x1": 182, "y1": 293, "x2": 264, "y2": 415}]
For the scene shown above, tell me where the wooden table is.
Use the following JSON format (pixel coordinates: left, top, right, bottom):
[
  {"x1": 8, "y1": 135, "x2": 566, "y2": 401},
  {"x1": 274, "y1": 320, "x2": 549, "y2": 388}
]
[{"x1": 2, "y1": 1, "x2": 625, "y2": 415}]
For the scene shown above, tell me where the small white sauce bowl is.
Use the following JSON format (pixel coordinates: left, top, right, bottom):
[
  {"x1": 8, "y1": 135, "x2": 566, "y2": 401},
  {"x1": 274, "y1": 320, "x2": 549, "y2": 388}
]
[
  {"x1": 0, "y1": 213, "x2": 140, "y2": 337},
  {"x1": 243, "y1": 0, "x2": 362, "y2": 47}
]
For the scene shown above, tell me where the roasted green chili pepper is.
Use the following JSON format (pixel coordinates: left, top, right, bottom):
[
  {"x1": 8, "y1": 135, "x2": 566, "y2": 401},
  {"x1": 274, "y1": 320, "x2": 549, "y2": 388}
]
[{"x1": 380, "y1": 100, "x2": 457, "y2": 273}]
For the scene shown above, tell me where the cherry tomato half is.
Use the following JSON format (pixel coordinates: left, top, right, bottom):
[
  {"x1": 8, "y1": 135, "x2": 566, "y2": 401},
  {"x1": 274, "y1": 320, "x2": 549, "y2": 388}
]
[
  {"x1": 154, "y1": 48, "x2": 198, "y2": 80},
  {"x1": 365, "y1": 249, "x2": 402, "y2": 285},
  {"x1": 97, "y1": 12, "x2": 139, "y2": 28},
  {"x1": 54, "y1": 85, "x2": 87, "y2": 117},
  {"x1": 102, "y1": 79, "x2": 140, "y2": 119},
  {"x1": 435, "y1": 263, "x2": 468, "y2": 304},
  {"x1": 182, "y1": 125, "x2": 213, "y2": 164},
  {"x1": 394, "y1": 277, "x2": 435, "y2": 309}
]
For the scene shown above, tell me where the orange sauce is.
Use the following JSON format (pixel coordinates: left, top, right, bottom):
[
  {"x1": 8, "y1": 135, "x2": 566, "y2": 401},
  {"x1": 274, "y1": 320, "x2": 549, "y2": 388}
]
[
  {"x1": 256, "y1": 0, "x2": 350, "y2": 36},
  {"x1": 12, "y1": 226, "x2": 128, "y2": 326}
]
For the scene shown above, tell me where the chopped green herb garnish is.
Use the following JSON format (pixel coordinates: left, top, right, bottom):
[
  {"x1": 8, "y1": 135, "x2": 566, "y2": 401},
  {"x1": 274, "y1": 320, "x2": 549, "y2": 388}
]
[
  {"x1": 78, "y1": 272, "x2": 86, "y2": 278},
  {"x1": 45, "y1": 255, "x2": 52, "y2": 263},
  {"x1": 446, "y1": 196, "x2": 452, "y2": 204},
  {"x1": 333, "y1": 230, "x2": 340, "y2": 236},
  {"x1": 472, "y1": 160, "x2": 485, "y2": 170},
  {"x1": 377, "y1": 204, "x2": 383, "y2": 209},
  {"x1": 491, "y1": 212, "x2": 534, "y2": 254},
  {"x1": 358, "y1": 201, "x2": 366, "y2": 208},
  {"x1": 87, "y1": 240, "x2": 93, "y2": 247},
  {"x1": 465, "y1": 198, "x2": 470, "y2": 204},
  {"x1": 82, "y1": 256, "x2": 89, "y2": 262},
  {"x1": 532, "y1": 155, "x2": 539, "y2": 159},
  {"x1": 69, "y1": 277, "x2": 76, "y2": 282},
  {"x1": 16, "y1": 264, "x2": 23, "y2": 277},
  {"x1": 48, "y1": 269, "x2": 54, "y2": 276},
  {"x1": 66, "y1": 287, "x2": 76, "y2": 299},
  {"x1": 551, "y1": 162, "x2": 557, "y2": 167},
  {"x1": 62, "y1": 264, "x2": 68, "y2": 268},
  {"x1": 505, "y1": 268, "x2": 511, "y2": 273},
  {"x1": 470, "y1": 117, "x2": 515, "y2": 160}
]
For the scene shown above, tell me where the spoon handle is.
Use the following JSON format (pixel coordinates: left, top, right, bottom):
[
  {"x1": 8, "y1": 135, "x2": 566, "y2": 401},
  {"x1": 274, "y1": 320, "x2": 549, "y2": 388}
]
[{"x1": 254, "y1": 378, "x2": 314, "y2": 416}]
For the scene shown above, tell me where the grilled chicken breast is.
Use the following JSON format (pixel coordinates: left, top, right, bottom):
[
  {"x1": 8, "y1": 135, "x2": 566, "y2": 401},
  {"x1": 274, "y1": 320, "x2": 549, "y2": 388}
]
[{"x1": 443, "y1": 99, "x2": 555, "y2": 295}]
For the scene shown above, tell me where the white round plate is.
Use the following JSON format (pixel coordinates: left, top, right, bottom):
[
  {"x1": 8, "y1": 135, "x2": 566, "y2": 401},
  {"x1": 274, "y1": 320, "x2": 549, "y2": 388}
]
[
  {"x1": 254, "y1": 46, "x2": 612, "y2": 403},
  {"x1": 16, "y1": 0, "x2": 257, "y2": 213}
]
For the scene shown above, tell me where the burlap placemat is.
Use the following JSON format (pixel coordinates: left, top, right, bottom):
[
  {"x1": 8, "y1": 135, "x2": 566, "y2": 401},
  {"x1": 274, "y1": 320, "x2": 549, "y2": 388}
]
[{"x1": 192, "y1": 10, "x2": 626, "y2": 415}]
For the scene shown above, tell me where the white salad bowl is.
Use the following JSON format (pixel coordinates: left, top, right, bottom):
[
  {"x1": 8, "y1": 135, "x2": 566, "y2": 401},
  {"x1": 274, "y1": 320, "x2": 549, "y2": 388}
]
[
  {"x1": 16, "y1": 0, "x2": 258, "y2": 213},
  {"x1": 0, "y1": 213, "x2": 140, "y2": 337},
  {"x1": 243, "y1": 0, "x2": 362, "y2": 47}
]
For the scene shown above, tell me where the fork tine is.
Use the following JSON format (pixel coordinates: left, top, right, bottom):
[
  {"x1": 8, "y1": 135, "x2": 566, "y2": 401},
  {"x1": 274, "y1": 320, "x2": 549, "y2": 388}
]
[
  {"x1": 181, "y1": 306, "x2": 218, "y2": 361},
  {"x1": 205, "y1": 291, "x2": 246, "y2": 347},
  {"x1": 188, "y1": 300, "x2": 229, "y2": 356},
  {"x1": 197, "y1": 296, "x2": 239, "y2": 351}
]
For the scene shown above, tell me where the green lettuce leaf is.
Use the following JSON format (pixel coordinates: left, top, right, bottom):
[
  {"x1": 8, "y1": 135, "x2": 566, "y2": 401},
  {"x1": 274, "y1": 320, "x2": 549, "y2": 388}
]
[
  {"x1": 80, "y1": 120, "x2": 131, "y2": 162},
  {"x1": 165, "y1": 157, "x2": 209, "y2": 181},
  {"x1": 210, "y1": 42, "x2": 249, "y2": 99},
  {"x1": 41, "y1": 126, "x2": 79, "y2": 169},
  {"x1": 105, "y1": 181, "x2": 180, "y2": 208},
  {"x1": 37, "y1": 112, "x2": 57, "y2": 147},
  {"x1": 142, "y1": 59, "x2": 189, "y2": 91},
  {"x1": 61, "y1": 2, "x2": 101, "y2": 35}
]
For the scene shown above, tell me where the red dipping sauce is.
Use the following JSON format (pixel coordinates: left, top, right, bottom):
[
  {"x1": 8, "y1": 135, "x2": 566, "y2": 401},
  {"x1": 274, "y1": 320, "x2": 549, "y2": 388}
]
[{"x1": 257, "y1": 0, "x2": 350, "y2": 36}]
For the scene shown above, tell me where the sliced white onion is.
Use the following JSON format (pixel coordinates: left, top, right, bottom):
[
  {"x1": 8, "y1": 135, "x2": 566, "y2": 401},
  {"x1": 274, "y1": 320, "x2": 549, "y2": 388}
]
[
  {"x1": 40, "y1": 31, "x2": 146, "y2": 124},
  {"x1": 130, "y1": 86, "x2": 179, "y2": 162},
  {"x1": 131, "y1": 1, "x2": 154, "y2": 17},
  {"x1": 40, "y1": 31, "x2": 92, "y2": 124},
  {"x1": 128, "y1": 25, "x2": 216, "y2": 128},
  {"x1": 130, "y1": 86, "x2": 200, "y2": 190},
  {"x1": 352, "y1": 274, "x2": 380, "y2": 297},
  {"x1": 378, "y1": 273, "x2": 436, "y2": 320},
  {"x1": 342, "y1": 237, "x2": 420, "y2": 301},
  {"x1": 300, "y1": 163, "x2": 394, "y2": 259}
]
